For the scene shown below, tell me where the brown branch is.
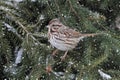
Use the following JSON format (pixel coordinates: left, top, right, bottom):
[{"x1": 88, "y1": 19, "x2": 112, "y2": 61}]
[
  {"x1": 46, "y1": 1, "x2": 55, "y2": 17},
  {"x1": 67, "y1": 0, "x2": 80, "y2": 22},
  {"x1": 54, "y1": 0, "x2": 66, "y2": 24}
]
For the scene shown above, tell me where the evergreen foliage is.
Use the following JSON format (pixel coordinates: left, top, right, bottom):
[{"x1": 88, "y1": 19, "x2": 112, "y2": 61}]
[{"x1": 0, "y1": 0, "x2": 120, "y2": 80}]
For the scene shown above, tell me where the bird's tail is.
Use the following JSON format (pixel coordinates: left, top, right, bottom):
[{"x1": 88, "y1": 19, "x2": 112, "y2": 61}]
[{"x1": 79, "y1": 33, "x2": 101, "y2": 38}]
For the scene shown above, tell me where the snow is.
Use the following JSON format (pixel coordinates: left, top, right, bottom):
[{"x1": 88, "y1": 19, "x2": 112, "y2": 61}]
[
  {"x1": 31, "y1": 0, "x2": 36, "y2": 2},
  {"x1": 52, "y1": 71, "x2": 64, "y2": 77},
  {"x1": 25, "y1": 75, "x2": 29, "y2": 80},
  {"x1": 116, "y1": 49, "x2": 119, "y2": 53},
  {"x1": 3, "y1": 22, "x2": 19, "y2": 35},
  {"x1": 3, "y1": 22, "x2": 23, "y2": 39},
  {"x1": 14, "y1": 46, "x2": 19, "y2": 54},
  {"x1": 3, "y1": 22, "x2": 13, "y2": 30},
  {"x1": 15, "y1": 48, "x2": 23, "y2": 64},
  {"x1": 98, "y1": 69, "x2": 112, "y2": 80},
  {"x1": 69, "y1": 74, "x2": 76, "y2": 79},
  {"x1": 35, "y1": 42, "x2": 38, "y2": 45},
  {"x1": 88, "y1": 63, "x2": 91, "y2": 65},
  {"x1": 97, "y1": 0, "x2": 101, "y2": 1},
  {"x1": 39, "y1": 15, "x2": 44, "y2": 20},
  {"x1": 4, "y1": 63, "x2": 17, "y2": 75},
  {"x1": 68, "y1": 61, "x2": 74, "y2": 66},
  {"x1": 13, "y1": 0, "x2": 23, "y2": 2}
]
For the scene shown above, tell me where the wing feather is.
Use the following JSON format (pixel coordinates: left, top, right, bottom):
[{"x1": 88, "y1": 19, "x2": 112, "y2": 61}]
[{"x1": 59, "y1": 27, "x2": 80, "y2": 38}]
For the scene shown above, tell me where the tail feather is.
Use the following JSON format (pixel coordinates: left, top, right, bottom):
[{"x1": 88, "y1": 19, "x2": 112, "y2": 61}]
[{"x1": 79, "y1": 33, "x2": 101, "y2": 37}]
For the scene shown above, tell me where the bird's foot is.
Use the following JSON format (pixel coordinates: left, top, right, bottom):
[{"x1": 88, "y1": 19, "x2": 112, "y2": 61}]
[
  {"x1": 52, "y1": 49, "x2": 58, "y2": 56},
  {"x1": 60, "y1": 56, "x2": 66, "y2": 61},
  {"x1": 60, "y1": 50, "x2": 68, "y2": 61}
]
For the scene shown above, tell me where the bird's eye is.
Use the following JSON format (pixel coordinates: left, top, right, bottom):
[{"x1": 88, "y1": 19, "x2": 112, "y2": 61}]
[
  {"x1": 53, "y1": 25, "x2": 56, "y2": 26},
  {"x1": 52, "y1": 24, "x2": 62, "y2": 27},
  {"x1": 54, "y1": 27, "x2": 58, "y2": 29}
]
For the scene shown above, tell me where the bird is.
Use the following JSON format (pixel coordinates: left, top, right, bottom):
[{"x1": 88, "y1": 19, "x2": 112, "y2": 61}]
[{"x1": 47, "y1": 18, "x2": 99, "y2": 60}]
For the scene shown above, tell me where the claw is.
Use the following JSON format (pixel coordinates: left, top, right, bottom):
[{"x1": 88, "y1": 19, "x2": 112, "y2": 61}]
[
  {"x1": 52, "y1": 49, "x2": 58, "y2": 56},
  {"x1": 60, "y1": 50, "x2": 68, "y2": 61}
]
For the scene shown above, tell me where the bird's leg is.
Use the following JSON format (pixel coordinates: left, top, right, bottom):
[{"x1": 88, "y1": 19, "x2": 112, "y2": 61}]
[
  {"x1": 61, "y1": 50, "x2": 68, "y2": 61},
  {"x1": 52, "y1": 49, "x2": 58, "y2": 56}
]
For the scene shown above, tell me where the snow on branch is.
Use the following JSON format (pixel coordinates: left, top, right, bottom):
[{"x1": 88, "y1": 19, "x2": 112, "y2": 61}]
[
  {"x1": 3, "y1": 22, "x2": 16, "y2": 32},
  {"x1": 15, "y1": 47, "x2": 23, "y2": 65},
  {"x1": 98, "y1": 69, "x2": 112, "y2": 80}
]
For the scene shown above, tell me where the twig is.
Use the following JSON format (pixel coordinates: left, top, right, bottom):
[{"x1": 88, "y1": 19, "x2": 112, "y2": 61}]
[
  {"x1": 54, "y1": 0, "x2": 66, "y2": 24},
  {"x1": 67, "y1": 0, "x2": 80, "y2": 22}
]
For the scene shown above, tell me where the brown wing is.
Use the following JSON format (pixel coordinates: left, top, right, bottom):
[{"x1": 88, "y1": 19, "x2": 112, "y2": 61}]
[
  {"x1": 59, "y1": 27, "x2": 80, "y2": 38},
  {"x1": 58, "y1": 26, "x2": 99, "y2": 38}
]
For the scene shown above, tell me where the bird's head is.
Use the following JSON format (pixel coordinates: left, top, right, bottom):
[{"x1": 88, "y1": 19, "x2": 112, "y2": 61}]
[{"x1": 46, "y1": 18, "x2": 63, "y2": 32}]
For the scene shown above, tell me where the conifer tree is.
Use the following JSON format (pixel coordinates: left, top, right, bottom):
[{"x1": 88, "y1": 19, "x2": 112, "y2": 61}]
[{"x1": 0, "y1": 0, "x2": 120, "y2": 80}]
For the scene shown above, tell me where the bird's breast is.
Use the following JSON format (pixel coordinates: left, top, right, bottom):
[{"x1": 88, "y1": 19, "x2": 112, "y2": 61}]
[{"x1": 49, "y1": 34, "x2": 80, "y2": 51}]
